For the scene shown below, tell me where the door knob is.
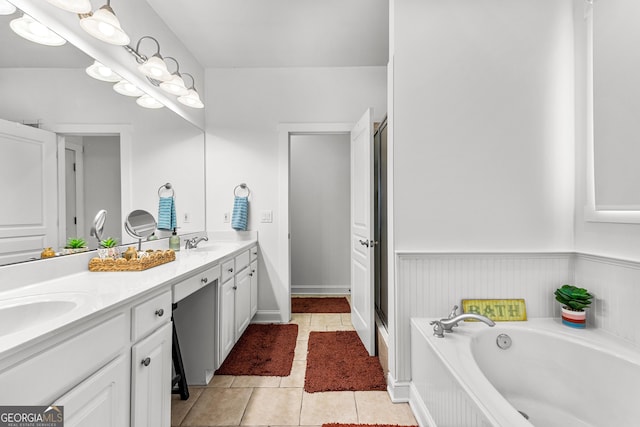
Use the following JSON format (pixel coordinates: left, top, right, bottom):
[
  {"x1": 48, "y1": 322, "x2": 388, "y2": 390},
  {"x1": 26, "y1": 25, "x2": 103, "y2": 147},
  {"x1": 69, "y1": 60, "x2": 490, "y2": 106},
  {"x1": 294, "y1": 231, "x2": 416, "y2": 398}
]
[{"x1": 359, "y1": 239, "x2": 370, "y2": 247}]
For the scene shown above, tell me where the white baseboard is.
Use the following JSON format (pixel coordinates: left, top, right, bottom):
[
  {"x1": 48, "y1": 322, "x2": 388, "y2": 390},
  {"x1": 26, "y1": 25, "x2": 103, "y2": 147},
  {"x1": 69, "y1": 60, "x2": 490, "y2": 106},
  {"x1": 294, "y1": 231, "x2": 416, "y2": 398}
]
[
  {"x1": 386, "y1": 372, "x2": 411, "y2": 403},
  {"x1": 409, "y1": 381, "x2": 437, "y2": 427},
  {"x1": 291, "y1": 286, "x2": 350, "y2": 295},
  {"x1": 251, "y1": 310, "x2": 283, "y2": 323}
]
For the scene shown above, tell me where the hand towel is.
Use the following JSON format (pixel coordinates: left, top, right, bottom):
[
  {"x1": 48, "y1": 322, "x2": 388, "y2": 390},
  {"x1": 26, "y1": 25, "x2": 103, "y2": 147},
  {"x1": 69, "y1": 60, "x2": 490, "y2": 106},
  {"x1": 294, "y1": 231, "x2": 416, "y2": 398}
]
[
  {"x1": 158, "y1": 196, "x2": 177, "y2": 230},
  {"x1": 231, "y1": 196, "x2": 248, "y2": 231}
]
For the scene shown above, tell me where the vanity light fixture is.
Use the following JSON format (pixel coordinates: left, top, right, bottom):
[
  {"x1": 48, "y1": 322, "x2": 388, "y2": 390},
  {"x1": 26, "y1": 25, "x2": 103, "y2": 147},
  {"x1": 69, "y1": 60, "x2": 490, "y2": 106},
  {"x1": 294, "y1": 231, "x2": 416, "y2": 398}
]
[
  {"x1": 86, "y1": 60, "x2": 121, "y2": 82},
  {"x1": 159, "y1": 57, "x2": 189, "y2": 96},
  {"x1": 10, "y1": 13, "x2": 66, "y2": 46},
  {"x1": 125, "y1": 36, "x2": 172, "y2": 82},
  {"x1": 0, "y1": 0, "x2": 16, "y2": 15},
  {"x1": 79, "y1": 0, "x2": 129, "y2": 46},
  {"x1": 136, "y1": 94, "x2": 164, "y2": 109},
  {"x1": 45, "y1": 0, "x2": 91, "y2": 14},
  {"x1": 113, "y1": 79, "x2": 144, "y2": 97},
  {"x1": 177, "y1": 73, "x2": 204, "y2": 109}
]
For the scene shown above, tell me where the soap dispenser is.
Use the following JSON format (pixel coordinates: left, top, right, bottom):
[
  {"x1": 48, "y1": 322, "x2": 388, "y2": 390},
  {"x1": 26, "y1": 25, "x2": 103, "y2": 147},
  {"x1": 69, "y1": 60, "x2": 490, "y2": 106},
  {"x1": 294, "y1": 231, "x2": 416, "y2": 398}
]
[{"x1": 169, "y1": 228, "x2": 180, "y2": 251}]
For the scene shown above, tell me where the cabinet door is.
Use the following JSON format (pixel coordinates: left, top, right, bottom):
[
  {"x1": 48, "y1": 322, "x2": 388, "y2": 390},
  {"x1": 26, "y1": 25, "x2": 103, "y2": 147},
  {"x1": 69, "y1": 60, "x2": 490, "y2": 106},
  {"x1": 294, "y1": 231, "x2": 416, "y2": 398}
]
[
  {"x1": 235, "y1": 268, "x2": 251, "y2": 340},
  {"x1": 54, "y1": 355, "x2": 128, "y2": 427},
  {"x1": 219, "y1": 278, "x2": 236, "y2": 364},
  {"x1": 131, "y1": 322, "x2": 172, "y2": 427},
  {"x1": 250, "y1": 260, "x2": 258, "y2": 317}
]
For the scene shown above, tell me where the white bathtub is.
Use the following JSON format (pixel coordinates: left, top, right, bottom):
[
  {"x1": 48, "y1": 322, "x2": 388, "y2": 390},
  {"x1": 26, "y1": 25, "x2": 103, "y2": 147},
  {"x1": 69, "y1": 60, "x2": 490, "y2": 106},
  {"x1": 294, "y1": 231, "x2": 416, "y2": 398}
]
[{"x1": 410, "y1": 318, "x2": 640, "y2": 427}]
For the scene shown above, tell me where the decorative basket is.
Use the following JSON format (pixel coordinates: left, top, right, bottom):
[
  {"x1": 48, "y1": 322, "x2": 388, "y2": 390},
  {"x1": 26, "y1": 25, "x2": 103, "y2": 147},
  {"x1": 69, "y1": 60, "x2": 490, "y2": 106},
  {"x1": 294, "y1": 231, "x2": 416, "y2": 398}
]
[{"x1": 89, "y1": 249, "x2": 176, "y2": 272}]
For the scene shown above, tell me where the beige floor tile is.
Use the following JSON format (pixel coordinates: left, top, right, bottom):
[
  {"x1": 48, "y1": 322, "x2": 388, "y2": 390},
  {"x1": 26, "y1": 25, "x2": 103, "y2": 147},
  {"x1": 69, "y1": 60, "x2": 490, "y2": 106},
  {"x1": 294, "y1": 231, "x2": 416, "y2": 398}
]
[
  {"x1": 310, "y1": 314, "x2": 343, "y2": 327},
  {"x1": 241, "y1": 387, "x2": 302, "y2": 425},
  {"x1": 330, "y1": 324, "x2": 356, "y2": 331},
  {"x1": 296, "y1": 325, "x2": 314, "y2": 339},
  {"x1": 294, "y1": 339, "x2": 308, "y2": 361},
  {"x1": 280, "y1": 360, "x2": 306, "y2": 388},
  {"x1": 231, "y1": 376, "x2": 281, "y2": 388},
  {"x1": 300, "y1": 391, "x2": 358, "y2": 425},
  {"x1": 208, "y1": 375, "x2": 235, "y2": 388},
  {"x1": 290, "y1": 313, "x2": 312, "y2": 326},
  {"x1": 171, "y1": 387, "x2": 203, "y2": 427},
  {"x1": 355, "y1": 391, "x2": 418, "y2": 425},
  {"x1": 341, "y1": 313, "x2": 352, "y2": 326},
  {"x1": 181, "y1": 387, "x2": 252, "y2": 426}
]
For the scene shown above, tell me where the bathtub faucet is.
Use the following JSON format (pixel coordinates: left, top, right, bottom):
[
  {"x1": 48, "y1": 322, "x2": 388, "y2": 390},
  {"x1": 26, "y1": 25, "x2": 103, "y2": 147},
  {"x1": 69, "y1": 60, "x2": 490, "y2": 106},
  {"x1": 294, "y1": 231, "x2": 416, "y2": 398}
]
[{"x1": 429, "y1": 313, "x2": 496, "y2": 338}]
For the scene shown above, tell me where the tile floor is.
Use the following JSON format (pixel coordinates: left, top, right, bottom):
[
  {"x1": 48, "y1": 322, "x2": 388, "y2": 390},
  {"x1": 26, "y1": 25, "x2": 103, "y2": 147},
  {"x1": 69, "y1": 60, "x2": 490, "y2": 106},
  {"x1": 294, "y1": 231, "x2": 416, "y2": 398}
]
[{"x1": 171, "y1": 311, "x2": 417, "y2": 427}]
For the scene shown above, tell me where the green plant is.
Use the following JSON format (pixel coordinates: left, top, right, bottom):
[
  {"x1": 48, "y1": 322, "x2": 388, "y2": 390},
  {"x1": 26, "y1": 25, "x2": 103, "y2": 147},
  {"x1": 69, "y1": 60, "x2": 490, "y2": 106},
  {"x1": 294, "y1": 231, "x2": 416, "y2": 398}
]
[
  {"x1": 65, "y1": 237, "x2": 86, "y2": 249},
  {"x1": 554, "y1": 284, "x2": 593, "y2": 311},
  {"x1": 99, "y1": 237, "x2": 118, "y2": 248}
]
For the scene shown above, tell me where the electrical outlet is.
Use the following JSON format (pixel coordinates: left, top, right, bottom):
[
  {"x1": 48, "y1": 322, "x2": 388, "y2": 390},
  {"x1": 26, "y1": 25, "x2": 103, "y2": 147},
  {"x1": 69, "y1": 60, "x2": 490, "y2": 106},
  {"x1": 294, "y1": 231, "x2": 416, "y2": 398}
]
[
  {"x1": 223, "y1": 212, "x2": 230, "y2": 223},
  {"x1": 183, "y1": 212, "x2": 190, "y2": 223}
]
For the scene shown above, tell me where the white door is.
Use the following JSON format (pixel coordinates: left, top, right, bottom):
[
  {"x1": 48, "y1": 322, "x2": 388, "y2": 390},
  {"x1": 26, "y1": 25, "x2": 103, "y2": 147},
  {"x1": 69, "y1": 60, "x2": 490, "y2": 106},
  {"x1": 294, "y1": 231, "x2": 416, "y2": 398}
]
[
  {"x1": 350, "y1": 108, "x2": 375, "y2": 355},
  {"x1": 0, "y1": 119, "x2": 57, "y2": 264}
]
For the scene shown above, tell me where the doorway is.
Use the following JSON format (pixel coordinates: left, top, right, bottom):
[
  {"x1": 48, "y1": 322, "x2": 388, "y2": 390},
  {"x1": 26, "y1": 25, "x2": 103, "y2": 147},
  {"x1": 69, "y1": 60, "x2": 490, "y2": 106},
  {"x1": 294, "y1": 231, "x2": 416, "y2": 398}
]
[{"x1": 290, "y1": 133, "x2": 351, "y2": 295}]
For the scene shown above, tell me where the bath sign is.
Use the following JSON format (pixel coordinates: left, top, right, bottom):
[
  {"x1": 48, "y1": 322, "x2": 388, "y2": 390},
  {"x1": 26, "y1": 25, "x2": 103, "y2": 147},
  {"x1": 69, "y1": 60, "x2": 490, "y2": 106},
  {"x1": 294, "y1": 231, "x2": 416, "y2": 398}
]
[{"x1": 461, "y1": 299, "x2": 527, "y2": 321}]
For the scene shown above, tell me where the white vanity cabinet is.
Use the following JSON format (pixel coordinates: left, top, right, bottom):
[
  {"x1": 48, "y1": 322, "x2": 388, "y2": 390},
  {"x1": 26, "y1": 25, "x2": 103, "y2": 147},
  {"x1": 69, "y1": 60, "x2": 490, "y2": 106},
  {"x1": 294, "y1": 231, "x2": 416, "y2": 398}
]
[
  {"x1": 250, "y1": 247, "x2": 258, "y2": 318},
  {"x1": 216, "y1": 245, "x2": 258, "y2": 366},
  {"x1": 130, "y1": 291, "x2": 172, "y2": 427}
]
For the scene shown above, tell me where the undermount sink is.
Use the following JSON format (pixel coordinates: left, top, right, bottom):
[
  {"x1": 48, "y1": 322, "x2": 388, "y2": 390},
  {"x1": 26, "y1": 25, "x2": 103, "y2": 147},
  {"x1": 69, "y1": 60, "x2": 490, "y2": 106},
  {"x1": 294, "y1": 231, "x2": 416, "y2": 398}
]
[{"x1": 0, "y1": 293, "x2": 89, "y2": 337}]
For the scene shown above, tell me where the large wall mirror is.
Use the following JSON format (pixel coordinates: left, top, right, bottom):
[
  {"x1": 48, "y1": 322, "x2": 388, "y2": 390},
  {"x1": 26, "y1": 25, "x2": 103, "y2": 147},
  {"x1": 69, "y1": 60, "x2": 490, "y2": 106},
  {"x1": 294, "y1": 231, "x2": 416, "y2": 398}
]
[
  {"x1": 0, "y1": 10, "x2": 205, "y2": 265},
  {"x1": 588, "y1": 0, "x2": 640, "y2": 221}
]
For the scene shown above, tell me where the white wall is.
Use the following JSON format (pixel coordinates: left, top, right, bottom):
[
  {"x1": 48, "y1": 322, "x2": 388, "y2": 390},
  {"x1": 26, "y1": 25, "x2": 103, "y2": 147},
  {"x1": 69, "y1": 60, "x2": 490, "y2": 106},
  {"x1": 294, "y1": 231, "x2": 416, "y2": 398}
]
[
  {"x1": 205, "y1": 66, "x2": 387, "y2": 317},
  {"x1": 392, "y1": 0, "x2": 575, "y2": 252},
  {"x1": 290, "y1": 134, "x2": 351, "y2": 294}
]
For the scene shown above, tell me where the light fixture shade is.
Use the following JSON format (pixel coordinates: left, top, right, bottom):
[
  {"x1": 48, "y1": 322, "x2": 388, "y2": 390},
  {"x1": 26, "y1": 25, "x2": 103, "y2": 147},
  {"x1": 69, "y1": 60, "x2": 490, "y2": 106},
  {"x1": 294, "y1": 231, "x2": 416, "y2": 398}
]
[
  {"x1": 10, "y1": 14, "x2": 66, "y2": 46},
  {"x1": 159, "y1": 74, "x2": 189, "y2": 96},
  {"x1": 137, "y1": 55, "x2": 172, "y2": 81},
  {"x1": 46, "y1": 0, "x2": 92, "y2": 14},
  {"x1": 0, "y1": 0, "x2": 16, "y2": 15},
  {"x1": 80, "y1": 4, "x2": 130, "y2": 46},
  {"x1": 86, "y1": 60, "x2": 121, "y2": 82},
  {"x1": 178, "y1": 89, "x2": 204, "y2": 109},
  {"x1": 113, "y1": 80, "x2": 144, "y2": 97},
  {"x1": 136, "y1": 94, "x2": 164, "y2": 109}
]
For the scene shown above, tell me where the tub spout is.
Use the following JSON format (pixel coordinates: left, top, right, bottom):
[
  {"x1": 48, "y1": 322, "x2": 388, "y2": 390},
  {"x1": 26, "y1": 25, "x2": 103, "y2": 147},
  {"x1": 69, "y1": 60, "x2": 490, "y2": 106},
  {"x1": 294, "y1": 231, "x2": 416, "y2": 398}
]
[{"x1": 430, "y1": 313, "x2": 495, "y2": 338}]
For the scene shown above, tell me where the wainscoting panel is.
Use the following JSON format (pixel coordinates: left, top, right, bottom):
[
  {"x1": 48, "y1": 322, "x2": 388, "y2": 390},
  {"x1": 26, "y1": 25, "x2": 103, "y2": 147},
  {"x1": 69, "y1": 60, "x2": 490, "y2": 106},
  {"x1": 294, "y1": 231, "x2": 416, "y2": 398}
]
[
  {"x1": 574, "y1": 254, "x2": 640, "y2": 346},
  {"x1": 395, "y1": 252, "x2": 574, "y2": 382}
]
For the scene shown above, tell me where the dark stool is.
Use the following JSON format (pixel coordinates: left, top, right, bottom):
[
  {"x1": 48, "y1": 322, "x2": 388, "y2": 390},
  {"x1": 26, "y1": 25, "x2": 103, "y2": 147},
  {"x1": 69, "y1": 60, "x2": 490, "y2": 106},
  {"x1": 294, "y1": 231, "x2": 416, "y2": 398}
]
[{"x1": 171, "y1": 303, "x2": 189, "y2": 400}]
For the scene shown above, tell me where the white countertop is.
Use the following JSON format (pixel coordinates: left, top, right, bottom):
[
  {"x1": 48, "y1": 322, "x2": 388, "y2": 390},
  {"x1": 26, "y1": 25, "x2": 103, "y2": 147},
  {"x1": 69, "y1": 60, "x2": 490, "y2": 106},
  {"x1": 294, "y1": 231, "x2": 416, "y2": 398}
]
[{"x1": 0, "y1": 238, "x2": 256, "y2": 357}]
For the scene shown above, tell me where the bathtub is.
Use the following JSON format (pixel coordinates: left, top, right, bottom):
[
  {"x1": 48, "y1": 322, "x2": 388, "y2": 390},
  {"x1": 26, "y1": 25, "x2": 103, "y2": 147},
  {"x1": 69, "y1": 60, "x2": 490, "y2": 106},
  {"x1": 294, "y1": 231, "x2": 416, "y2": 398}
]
[{"x1": 409, "y1": 318, "x2": 640, "y2": 427}]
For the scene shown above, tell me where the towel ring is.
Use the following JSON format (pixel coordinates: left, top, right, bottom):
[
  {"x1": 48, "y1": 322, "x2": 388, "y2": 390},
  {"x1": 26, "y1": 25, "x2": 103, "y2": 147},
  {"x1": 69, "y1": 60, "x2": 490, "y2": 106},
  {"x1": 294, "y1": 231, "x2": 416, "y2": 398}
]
[
  {"x1": 234, "y1": 183, "x2": 251, "y2": 198},
  {"x1": 158, "y1": 182, "x2": 175, "y2": 197}
]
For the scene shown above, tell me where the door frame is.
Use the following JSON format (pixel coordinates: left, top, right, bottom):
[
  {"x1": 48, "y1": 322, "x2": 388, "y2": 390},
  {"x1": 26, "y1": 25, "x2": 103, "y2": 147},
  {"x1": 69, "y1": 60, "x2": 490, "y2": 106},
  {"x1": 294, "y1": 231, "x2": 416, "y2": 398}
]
[{"x1": 278, "y1": 122, "x2": 354, "y2": 323}]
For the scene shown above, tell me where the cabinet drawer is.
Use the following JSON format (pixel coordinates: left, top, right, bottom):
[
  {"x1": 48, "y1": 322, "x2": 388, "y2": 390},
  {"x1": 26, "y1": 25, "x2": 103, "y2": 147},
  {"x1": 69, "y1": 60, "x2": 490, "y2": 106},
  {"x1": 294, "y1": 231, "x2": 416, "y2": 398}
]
[
  {"x1": 132, "y1": 291, "x2": 172, "y2": 341},
  {"x1": 235, "y1": 250, "x2": 250, "y2": 272},
  {"x1": 221, "y1": 258, "x2": 235, "y2": 283},
  {"x1": 173, "y1": 264, "x2": 221, "y2": 303},
  {"x1": 250, "y1": 246, "x2": 258, "y2": 261}
]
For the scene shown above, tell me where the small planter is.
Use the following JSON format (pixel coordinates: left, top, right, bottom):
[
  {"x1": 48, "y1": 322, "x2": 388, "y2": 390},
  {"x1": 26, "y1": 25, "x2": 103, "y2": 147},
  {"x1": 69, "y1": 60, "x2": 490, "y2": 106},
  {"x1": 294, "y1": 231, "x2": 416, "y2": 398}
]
[
  {"x1": 561, "y1": 306, "x2": 586, "y2": 329},
  {"x1": 63, "y1": 247, "x2": 89, "y2": 255},
  {"x1": 97, "y1": 247, "x2": 121, "y2": 259}
]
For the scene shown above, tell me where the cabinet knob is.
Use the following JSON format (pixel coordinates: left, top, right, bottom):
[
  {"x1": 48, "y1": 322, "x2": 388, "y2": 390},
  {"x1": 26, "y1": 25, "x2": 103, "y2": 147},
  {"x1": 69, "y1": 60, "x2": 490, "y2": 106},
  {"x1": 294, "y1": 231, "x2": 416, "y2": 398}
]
[
  {"x1": 233, "y1": 285, "x2": 237, "y2": 290},
  {"x1": 141, "y1": 357, "x2": 151, "y2": 367},
  {"x1": 228, "y1": 268, "x2": 234, "y2": 273},
  {"x1": 155, "y1": 309, "x2": 164, "y2": 317},
  {"x1": 201, "y1": 277, "x2": 208, "y2": 284},
  {"x1": 249, "y1": 273, "x2": 253, "y2": 277}
]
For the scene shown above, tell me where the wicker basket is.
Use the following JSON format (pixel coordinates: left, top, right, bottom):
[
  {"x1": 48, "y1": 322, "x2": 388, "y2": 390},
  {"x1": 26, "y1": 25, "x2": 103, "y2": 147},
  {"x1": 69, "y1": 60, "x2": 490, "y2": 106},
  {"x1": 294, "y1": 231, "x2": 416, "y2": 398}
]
[{"x1": 89, "y1": 249, "x2": 176, "y2": 272}]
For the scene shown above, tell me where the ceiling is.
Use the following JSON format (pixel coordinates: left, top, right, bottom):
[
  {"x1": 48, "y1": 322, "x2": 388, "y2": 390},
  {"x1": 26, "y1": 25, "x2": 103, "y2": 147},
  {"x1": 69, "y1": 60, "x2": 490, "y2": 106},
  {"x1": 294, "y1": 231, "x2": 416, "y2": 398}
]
[{"x1": 146, "y1": 0, "x2": 389, "y2": 68}]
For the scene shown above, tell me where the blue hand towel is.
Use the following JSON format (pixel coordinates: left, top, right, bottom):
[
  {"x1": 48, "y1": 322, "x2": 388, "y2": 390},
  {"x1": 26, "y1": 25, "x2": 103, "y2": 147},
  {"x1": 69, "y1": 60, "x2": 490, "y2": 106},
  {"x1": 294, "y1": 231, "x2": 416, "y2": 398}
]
[
  {"x1": 158, "y1": 196, "x2": 177, "y2": 230},
  {"x1": 231, "y1": 196, "x2": 248, "y2": 231}
]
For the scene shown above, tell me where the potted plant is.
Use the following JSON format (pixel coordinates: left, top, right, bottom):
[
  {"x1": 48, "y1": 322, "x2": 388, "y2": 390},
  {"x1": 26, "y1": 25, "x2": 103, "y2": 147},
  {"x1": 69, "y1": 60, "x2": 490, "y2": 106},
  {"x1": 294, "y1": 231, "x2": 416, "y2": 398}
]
[
  {"x1": 98, "y1": 237, "x2": 120, "y2": 259},
  {"x1": 554, "y1": 284, "x2": 593, "y2": 329},
  {"x1": 63, "y1": 237, "x2": 88, "y2": 255}
]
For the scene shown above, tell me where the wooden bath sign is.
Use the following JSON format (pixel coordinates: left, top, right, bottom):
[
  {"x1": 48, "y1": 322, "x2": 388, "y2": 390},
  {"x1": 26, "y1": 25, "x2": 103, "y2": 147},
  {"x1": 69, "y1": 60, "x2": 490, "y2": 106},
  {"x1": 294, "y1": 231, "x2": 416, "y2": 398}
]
[{"x1": 461, "y1": 299, "x2": 527, "y2": 321}]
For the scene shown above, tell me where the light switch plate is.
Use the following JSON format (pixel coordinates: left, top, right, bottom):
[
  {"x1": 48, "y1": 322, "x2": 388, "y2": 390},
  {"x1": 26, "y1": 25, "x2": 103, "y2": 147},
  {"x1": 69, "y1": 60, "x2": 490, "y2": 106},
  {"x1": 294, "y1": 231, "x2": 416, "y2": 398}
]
[
  {"x1": 223, "y1": 212, "x2": 230, "y2": 223},
  {"x1": 261, "y1": 210, "x2": 273, "y2": 223}
]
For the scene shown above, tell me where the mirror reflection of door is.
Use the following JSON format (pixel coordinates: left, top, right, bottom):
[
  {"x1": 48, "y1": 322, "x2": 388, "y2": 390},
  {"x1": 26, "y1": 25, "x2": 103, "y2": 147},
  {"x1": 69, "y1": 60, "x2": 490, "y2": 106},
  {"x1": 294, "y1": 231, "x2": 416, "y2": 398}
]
[{"x1": 63, "y1": 134, "x2": 121, "y2": 249}]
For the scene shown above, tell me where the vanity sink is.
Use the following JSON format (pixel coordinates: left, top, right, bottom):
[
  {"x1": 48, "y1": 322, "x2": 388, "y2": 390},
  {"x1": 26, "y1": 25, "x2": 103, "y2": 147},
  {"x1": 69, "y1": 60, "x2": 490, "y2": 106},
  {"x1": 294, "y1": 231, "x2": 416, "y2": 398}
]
[{"x1": 0, "y1": 293, "x2": 90, "y2": 337}]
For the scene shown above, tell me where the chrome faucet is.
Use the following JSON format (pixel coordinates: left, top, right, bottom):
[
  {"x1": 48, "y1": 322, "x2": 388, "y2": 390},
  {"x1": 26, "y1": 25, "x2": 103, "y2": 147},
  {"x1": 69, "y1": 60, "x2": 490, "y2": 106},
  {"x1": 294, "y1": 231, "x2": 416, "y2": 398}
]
[
  {"x1": 429, "y1": 307, "x2": 495, "y2": 338},
  {"x1": 185, "y1": 236, "x2": 208, "y2": 249}
]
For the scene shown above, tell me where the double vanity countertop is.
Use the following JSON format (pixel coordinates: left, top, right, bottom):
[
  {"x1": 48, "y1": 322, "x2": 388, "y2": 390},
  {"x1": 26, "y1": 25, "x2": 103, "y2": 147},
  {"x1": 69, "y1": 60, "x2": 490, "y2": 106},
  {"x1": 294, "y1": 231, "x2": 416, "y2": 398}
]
[{"x1": 0, "y1": 235, "x2": 257, "y2": 358}]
